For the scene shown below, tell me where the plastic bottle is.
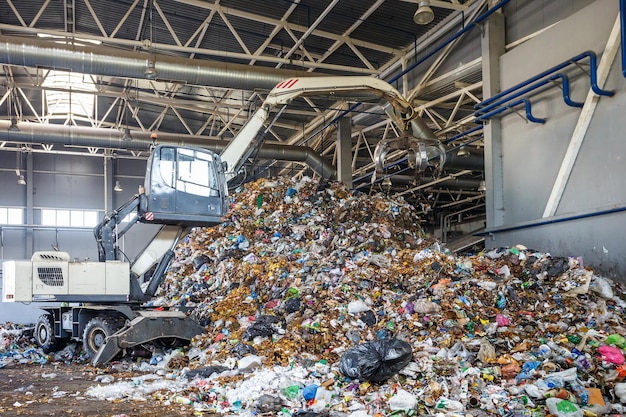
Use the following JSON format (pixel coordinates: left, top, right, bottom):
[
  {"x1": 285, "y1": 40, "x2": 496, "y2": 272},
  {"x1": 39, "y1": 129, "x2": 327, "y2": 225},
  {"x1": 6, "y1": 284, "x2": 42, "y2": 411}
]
[
  {"x1": 495, "y1": 292, "x2": 506, "y2": 309},
  {"x1": 568, "y1": 382, "x2": 589, "y2": 406},
  {"x1": 547, "y1": 341, "x2": 571, "y2": 358},
  {"x1": 544, "y1": 376, "x2": 565, "y2": 389},
  {"x1": 570, "y1": 348, "x2": 591, "y2": 371},
  {"x1": 171, "y1": 395, "x2": 194, "y2": 405}
]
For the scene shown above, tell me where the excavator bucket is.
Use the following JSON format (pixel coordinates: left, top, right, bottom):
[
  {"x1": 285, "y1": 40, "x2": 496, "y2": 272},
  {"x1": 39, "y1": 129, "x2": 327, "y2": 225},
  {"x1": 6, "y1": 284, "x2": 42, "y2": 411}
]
[{"x1": 92, "y1": 310, "x2": 206, "y2": 366}]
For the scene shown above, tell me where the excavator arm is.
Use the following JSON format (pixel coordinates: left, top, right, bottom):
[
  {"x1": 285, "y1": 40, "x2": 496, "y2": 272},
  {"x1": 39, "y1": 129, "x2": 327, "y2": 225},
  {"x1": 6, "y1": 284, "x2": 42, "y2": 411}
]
[
  {"x1": 219, "y1": 76, "x2": 420, "y2": 182},
  {"x1": 94, "y1": 191, "x2": 147, "y2": 262}
]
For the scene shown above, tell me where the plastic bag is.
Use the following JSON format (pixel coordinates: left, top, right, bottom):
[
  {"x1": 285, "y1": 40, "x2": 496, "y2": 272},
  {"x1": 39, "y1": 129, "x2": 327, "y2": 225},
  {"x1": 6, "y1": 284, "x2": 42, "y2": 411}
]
[
  {"x1": 545, "y1": 398, "x2": 583, "y2": 417},
  {"x1": 230, "y1": 343, "x2": 257, "y2": 358},
  {"x1": 184, "y1": 365, "x2": 228, "y2": 379},
  {"x1": 243, "y1": 315, "x2": 286, "y2": 341},
  {"x1": 598, "y1": 345, "x2": 625, "y2": 365},
  {"x1": 255, "y1": 394, "x2": 283, "y2": 413},
  {"x1": 339, "y1": 338, "x2": 413, "y2": 382},
  {"x1": 388, "y1": 389, "x2": 417, "y2": 410}
]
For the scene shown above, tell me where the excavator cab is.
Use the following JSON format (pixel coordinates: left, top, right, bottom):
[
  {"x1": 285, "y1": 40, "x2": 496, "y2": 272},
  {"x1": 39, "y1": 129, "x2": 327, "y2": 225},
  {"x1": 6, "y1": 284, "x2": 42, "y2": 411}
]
[{"x1": 143, "y1": 145, "x2": 229, "y2": 227}]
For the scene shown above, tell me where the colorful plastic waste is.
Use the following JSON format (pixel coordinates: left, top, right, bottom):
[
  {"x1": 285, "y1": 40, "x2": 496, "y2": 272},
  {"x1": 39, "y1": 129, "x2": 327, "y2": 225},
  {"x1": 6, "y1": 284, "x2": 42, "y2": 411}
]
[{"x1": 2, "y1": 177, "x2": 626, "y2": 416}]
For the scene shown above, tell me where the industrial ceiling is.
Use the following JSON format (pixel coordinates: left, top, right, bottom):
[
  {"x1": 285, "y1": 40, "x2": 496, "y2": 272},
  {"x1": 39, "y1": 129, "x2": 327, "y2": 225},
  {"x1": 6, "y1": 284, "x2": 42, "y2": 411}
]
[{"x1": 0, "y1": 0, "x2": 494, "y2": 238}]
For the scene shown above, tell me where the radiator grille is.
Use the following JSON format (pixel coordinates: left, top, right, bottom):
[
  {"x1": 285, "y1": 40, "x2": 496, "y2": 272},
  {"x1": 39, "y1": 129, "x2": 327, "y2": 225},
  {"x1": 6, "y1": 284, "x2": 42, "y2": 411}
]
[{"x1": 37, "y1": 267, "x2": 65, "y2": 286}]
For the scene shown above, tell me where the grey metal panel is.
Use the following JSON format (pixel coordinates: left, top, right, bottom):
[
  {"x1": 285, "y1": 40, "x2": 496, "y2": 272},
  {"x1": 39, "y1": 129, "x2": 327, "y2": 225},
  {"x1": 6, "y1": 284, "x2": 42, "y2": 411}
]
[
  {"x1": 500, "y1": 1, "x2": 618, "y2": 90},
  {"x1": 0, "y1": 171, "x2": 28, "y2": 206},
  {"x1": 499, "y1": 84, "x2": 582, "y2": 223},
  {"x1": 557, "y1": 63, "x2": 626, "y2": 213},
  {"x1": 504, "y1": 0, "x2": 596, "y2": 45},
  {"x1": 33, "y1": 172, "x2": 103, "y2": 210},
  {"x1": 46, "y1": 230, "x2": 97, "y2": 261},
  {"x1": 0, "y1": 229, "x2": 27, "y2": 260}
]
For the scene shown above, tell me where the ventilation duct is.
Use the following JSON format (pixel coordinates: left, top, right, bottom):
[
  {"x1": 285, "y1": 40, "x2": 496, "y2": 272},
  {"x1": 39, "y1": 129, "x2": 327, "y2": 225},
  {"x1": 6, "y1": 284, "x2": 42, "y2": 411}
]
[
  {"x1": 0, "y1": 36, "x2": 317, "y2": 92},
  {"x1": 0, "y1": 121, "x2": 336, "y2": 180},
  {"x1": 392, "y1": 175, "x2": 481, "y2": 190}
]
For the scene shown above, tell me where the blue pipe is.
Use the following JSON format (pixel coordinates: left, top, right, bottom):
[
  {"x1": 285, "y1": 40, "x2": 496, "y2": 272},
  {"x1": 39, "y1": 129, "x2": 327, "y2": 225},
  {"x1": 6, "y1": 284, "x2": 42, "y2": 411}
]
[
  {"x1": 475, "y1": 73, "x2": 582, "y2": 119},
  {"x1": 621, "y1": 0, "x2": 626, "y2": 77},
  {"x1": 476, "y1": 98, "x2": 545, "y2": 123},
  {"x1": 476, "y1": 51, "x2": 613, "y2": 111},
  {"x1": 476, "y1": 204, "x2": 626, "y2": 235}
]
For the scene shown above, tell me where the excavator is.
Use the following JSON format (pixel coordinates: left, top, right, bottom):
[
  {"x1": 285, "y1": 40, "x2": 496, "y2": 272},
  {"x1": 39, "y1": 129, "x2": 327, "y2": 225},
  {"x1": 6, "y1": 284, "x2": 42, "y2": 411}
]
[{"x1": 2, "y1": 76, "x2": 443, "y2": 366}]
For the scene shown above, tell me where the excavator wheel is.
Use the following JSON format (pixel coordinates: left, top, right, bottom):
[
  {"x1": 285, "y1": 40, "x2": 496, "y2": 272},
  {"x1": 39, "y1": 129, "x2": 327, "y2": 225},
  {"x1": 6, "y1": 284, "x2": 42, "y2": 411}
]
[
  {"x1": 82, "y1": 316, "x2": 125, "y2": 359},
  {"x1": 34, "y1": 314, "x2": 58, "y2": 352},
  {"x1": 155, "y1": 337, "x2": 184, "y2": 348}
]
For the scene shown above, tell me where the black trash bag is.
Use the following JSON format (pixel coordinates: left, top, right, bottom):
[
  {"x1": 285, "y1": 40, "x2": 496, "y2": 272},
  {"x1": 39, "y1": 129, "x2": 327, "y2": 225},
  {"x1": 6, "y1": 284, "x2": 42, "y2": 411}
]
[
  {"x1": 339, "y1": 338, "x2": 413, "y2": 383},
  {"x1": 359, "y1": 310, "x2": 377, "y2": 327},
  {"x1": 294, "y1": 411, "x2": 327, "y2": 417},
  {"x1": 192, "y1": 254, "x2": 211, "y2": 270},
  {"x1": 283, "y1": 297, "x2": 301, "y2": 313},
  {"x1": 243, "y1": 315, "x2": 286, "y2": 341},
  {"x1": 184, "y1": 365, "x2": 229, "y2": 379},
  {"x1": 231, "y1": 343, "x2": 258, "y2": 358}
]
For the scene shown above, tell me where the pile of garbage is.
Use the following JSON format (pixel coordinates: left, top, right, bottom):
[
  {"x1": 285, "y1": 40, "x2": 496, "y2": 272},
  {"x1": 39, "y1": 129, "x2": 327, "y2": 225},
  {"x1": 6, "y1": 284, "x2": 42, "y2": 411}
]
[
  {"x1": 0, "y1": 323, "x2": 48, "y2": 367},
  {"x1": 138, "y1": 176, "x2": 626, "y2": 416},
  {"x1": 0, "y1": 322, "x2": 87, "y2": 368},
  {"x1": 2, "y1": 176, "x2": 626, "y2": 417}
]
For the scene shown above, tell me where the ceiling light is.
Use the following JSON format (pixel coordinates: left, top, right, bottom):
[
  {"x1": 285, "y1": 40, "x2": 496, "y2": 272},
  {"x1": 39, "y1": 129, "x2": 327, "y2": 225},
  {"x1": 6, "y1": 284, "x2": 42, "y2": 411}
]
[
  {"x1": 17, "y1": 174, "x2": 26, "y2": 186},
  {"x1": 114, "y1": 180, "x2": 123, "y2": 192},
  {"x1": 8, "y1": 118, "x2": 20, "y2": 132},
  {"x1": 414, "y1": 0, "x2": 435, "y2": 25},
  {"x1": 478, "y1": 180, "x2": 486, "y2": 192},
  {"x1": 144, "y1": 59, "x2": 157, "y2": 79},
  {"x1": 456, "y1": 146, "x2": 470, "y2": 157},
  {"x1": 121, "y1": 127, "x2": 133, "y2": 142}
]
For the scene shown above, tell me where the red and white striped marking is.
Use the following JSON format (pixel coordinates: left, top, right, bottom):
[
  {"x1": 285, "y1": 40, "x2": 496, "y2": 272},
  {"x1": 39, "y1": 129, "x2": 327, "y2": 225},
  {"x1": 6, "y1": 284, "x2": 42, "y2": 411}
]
[
  {"x1": 145, "y1": 212, "x2": 154, "y2": 221},
  {"x1": 275, "y1": 78, "x2": 299, "y2": 89}
]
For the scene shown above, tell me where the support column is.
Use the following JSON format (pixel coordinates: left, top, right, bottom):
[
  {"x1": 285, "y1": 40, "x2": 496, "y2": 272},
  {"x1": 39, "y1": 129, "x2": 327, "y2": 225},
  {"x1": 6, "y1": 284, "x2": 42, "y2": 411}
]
[
  {"x1": 481, "y1": 8, "x2": 505, "y2": 228},
  {"x1": 336, "y1": 115, "x2": 352, "y2": 189},
  {"x1": 104, "y1": 152, "x2": 114, "y2": 214},
  {"x1": 25, "y1": 151, "x2": 34, "y2": 255}
]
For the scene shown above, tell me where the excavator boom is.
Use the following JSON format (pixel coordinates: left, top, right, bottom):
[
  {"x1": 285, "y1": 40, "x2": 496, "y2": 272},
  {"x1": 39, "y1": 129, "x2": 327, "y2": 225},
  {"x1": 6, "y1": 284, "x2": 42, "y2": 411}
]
[{"x1": 219, "y1": 76, "x2": 419, "y2": 181}]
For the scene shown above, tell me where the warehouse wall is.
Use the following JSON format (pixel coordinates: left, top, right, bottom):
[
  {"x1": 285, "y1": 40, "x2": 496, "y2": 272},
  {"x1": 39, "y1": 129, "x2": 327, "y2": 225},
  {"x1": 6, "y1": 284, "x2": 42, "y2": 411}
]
[
  {"x1": 486, "y1": 1, "x2": 626, "y2": 282},
  {"x1": 0, "y1": 151, "x2": 158, "y2": 322}
]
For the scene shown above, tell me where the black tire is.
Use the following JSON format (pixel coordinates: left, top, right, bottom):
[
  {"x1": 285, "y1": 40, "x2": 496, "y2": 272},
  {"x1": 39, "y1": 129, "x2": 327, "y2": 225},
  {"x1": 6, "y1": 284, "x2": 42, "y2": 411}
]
[
  {"x1": 155, "y1": 337, "x2": 184, "y2": 348},
  {"x1": 82, "y1": 316, "x2": 123, "y2": 359},
  {"x1": 34, "y1": 314, "x2": 58, "y2": 352}
]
